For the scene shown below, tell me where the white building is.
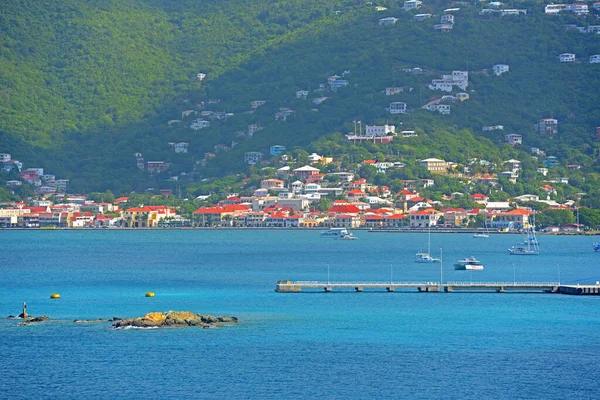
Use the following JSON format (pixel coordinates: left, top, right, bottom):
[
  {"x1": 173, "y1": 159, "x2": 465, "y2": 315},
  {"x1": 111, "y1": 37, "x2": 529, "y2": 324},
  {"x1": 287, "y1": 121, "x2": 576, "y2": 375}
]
[
  {"x1": 565, "y1": 3, "x2": 588, "y2": 14},
  {"x1": 386, "y1": 87, "x2": 404, "y2": 96},
  {"x1": 244, "y1": 152, "x2": 263, "y2": 165},
  {"x1": 590, "y1": 55, "x2": 600, "y2": 64},
  {"x1": 429, "y1": 70, "x2": 468, "y2": 92},
  {"x1": 426, "y1": 104, "x2": 451, "y2": 114},
  {"x1": 505, "y1": 134, "x2": 522, "y2": 145},
  {"x1": 440, "y1": 14, "x2": 454, "y2": 25},
  {"x1": 545, "y1": 4, "x2": 566, "y2": 14},
  {"x1": 559, "y1": 53, "x2": 576, "y2": 63},
  {"x1": 379, "y1": 17, "x2": 398, "y2": 26},
  {"x1": 535, "y1": 118, "x2": 558, "y2": 135},
  {"x1": 365, "y1": 125, "x2": 396, "y2": 136},
  {"x1": 403, "y1": 0, "x2": 422, "y2": 11},
  {"x1": 296, "y1": 90, "x2": 309, "y2": 99},
  {"x1": 173, "y1": 142, "x2": 189, "y2": 153},
  {"x1": 493, "y1": 64, "x2": 510, "y2": 75},
  {"x1": 0, "y1": 153, "x2": 10, "y2": 162},
  {"x1": 389, "y1": 102, "x2": 407, "y2": 114},
  {"x1": 190, "y1": 119, "x2": 210, "y2": 130},
  {"x1": 482, "y1": 125, "x2": 504, "y2": 131},
  {"x1": 413, "y1": 14, "x2": 432, "y2": 21}
]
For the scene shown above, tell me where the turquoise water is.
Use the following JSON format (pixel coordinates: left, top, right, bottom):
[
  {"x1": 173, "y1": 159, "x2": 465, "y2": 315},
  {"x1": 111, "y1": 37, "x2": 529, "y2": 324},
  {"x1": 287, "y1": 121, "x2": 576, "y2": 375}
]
[{"x1": 1, "y1": 230, "x2": 600, "y2": 398}]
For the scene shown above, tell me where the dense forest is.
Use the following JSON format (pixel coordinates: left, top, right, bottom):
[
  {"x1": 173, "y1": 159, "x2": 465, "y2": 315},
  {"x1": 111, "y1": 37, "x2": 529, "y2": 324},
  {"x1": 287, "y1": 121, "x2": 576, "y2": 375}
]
[{"x1": 1, "y1": 0, "x2": 599, "y2": 197}]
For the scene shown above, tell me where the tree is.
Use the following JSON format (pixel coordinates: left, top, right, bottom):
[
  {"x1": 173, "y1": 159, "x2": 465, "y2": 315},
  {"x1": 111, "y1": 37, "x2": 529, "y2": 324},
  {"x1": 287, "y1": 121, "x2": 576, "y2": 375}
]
[{"x1": 578, "y1": 208, "x2": 600, "y2": 230}]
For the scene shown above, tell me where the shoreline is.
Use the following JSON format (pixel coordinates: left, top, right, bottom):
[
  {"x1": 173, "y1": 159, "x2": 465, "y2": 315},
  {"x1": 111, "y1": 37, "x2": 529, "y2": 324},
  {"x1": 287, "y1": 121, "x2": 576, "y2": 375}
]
[{"x1": 1, "y1": 227, "x2": 598, "y2": 235}]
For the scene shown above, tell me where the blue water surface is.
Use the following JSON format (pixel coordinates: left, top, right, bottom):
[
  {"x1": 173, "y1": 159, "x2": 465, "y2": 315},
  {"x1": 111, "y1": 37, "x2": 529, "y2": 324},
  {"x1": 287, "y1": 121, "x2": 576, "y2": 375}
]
[{"x1": 1, "y1": 230, "x2": 599, "y2": 399}]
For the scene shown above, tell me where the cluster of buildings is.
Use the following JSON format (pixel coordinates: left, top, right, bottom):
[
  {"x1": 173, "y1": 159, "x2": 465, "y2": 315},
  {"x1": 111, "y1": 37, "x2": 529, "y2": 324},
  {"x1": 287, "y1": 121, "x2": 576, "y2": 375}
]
[{"x1": 1, "y1": 153, "x2": 69, "y2": 195}]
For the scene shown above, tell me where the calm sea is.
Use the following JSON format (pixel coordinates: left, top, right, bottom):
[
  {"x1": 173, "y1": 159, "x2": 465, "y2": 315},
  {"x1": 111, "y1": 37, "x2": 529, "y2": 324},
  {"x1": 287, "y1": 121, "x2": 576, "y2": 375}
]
[{"x1": 1, "y1": 230, "x2": 599, "y2": 399}]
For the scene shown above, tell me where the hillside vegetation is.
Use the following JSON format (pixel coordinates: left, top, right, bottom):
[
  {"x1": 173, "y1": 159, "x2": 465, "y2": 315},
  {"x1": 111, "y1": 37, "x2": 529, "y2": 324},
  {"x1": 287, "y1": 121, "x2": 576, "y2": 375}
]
[{"x1": 1, "y1": 0, "x2": 600, "y2": 196}]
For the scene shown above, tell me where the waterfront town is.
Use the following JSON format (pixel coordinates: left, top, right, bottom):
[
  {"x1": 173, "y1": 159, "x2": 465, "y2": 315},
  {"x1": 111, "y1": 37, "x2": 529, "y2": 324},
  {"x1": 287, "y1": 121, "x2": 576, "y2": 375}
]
[{"x1": 0, "y1": 150, "x2": 590, "y2": 232}]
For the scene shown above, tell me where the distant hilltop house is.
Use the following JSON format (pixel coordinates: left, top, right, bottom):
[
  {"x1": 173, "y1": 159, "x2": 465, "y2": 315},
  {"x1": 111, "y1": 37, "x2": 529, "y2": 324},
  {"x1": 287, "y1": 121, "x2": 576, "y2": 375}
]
[
  {"x1": 590, "y1": 55, "x2": 600, "y2": 63},
  {"x1": 389, "y1": 102, "x2": 407, "y2": 114},
  {"x1": 434, "y1": 24, "x2": 453, "y2": 32},
  {"x1": 558, "y1": 53, "x2": 576, "y2": 62},
  {"x1": 493, "y1": 64, "x2": 510, "y2": 75},
  {"x1": 244, "y1": 152, "x2": 263, "y2": 165},
  {"x1": 379, "y1": 17, "x2": 398, "y2": 26},
  {"x1": 535, "y1": 118, "x2": 558, "y2": 135},
  {"x1": 196, "y1": 73, "x2": 206, "y2": 81},
  {"x1": 505, "y1": 134, "x2": 522, "y2": 146},
  {"x1": 386, "y1": 87, "x2": 404, "y2": 96},
  {"x1": 403, "y1": 0, "x2": 422, "y2": 11}
]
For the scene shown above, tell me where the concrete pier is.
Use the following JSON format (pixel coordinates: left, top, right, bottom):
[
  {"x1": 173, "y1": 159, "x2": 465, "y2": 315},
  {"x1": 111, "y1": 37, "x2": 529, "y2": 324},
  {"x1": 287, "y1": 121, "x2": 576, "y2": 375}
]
[{"x1": 275, "y1": 280, "x2": 600, "y2": 295}]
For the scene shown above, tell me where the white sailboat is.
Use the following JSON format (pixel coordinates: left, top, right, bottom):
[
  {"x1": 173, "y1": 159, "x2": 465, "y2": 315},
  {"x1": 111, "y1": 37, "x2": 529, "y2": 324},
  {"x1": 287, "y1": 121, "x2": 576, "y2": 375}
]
[
  {"x1": 416, "y1": 225, "x2": 440, "y2": 263},
  {"x1": 473, "y1": 219, "x2": 490, "y2": 238},
  {"x1": 508, "y1": 213, "x2": 540, "y2": 255}
]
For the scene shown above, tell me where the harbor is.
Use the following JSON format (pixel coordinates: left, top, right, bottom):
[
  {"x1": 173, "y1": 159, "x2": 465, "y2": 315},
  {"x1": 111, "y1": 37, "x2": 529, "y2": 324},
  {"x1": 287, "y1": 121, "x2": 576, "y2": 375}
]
[{"x1": 275, "y1": 280, "x2": 600, "y2": 295}]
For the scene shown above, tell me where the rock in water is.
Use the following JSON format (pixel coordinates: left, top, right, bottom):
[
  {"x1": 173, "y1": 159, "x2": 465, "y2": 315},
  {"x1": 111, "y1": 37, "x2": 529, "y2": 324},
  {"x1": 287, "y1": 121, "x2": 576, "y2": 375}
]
[{"x1": 113, "y1": 311, "x2": 238, "y2": 329}]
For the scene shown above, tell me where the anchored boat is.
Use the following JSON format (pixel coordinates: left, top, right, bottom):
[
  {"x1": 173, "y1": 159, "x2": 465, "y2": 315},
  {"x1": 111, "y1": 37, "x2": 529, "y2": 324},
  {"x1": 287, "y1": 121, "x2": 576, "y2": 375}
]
[{"x1": 454, "y1": 256, "x2": 484, "y2": 271}]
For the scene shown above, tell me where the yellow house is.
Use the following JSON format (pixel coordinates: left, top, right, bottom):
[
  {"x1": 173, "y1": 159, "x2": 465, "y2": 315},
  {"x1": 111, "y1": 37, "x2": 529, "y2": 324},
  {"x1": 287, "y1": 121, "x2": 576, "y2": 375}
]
[{"x1": 419, "y1": 158, "x2": 447, "y2": 175}]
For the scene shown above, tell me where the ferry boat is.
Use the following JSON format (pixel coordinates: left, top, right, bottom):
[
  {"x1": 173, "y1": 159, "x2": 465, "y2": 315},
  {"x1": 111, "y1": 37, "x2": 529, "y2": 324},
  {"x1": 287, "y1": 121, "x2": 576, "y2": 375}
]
[
  {"x1": 320, "y1": 227, "x2": 355, "y2": 239},
  {"x1": 454, "y1": 256, "x2": 484, "y2": 270}
]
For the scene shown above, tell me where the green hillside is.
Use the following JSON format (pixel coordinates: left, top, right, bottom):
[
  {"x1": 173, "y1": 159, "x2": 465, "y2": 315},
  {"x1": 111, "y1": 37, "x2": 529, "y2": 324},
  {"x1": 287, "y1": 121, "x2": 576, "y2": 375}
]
[{"x1": 1, "y1": 0, "x2": 600, "y2": 196}]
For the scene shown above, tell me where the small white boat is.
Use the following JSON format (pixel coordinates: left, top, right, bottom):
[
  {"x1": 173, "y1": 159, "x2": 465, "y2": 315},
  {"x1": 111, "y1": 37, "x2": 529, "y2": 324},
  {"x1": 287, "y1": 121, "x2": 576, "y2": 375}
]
[
  {"x1": 454, "y1": 256, "x2": 484, "y2": 270},
  {"x1": 508, "y1": 245, "x2": 539, "y2": 255},
  {"x1": 473, "y1": 232, "x2": 489, "y2": 238},
  {"x1": 320, "y1": 227, "x2": 355, "y2": 239},
  {"x1": 415, "y1": 252, "x2": 440, "y2": 263},
  {"x1": 415, "y1": 225, "x2": 439, "y2": 263}
]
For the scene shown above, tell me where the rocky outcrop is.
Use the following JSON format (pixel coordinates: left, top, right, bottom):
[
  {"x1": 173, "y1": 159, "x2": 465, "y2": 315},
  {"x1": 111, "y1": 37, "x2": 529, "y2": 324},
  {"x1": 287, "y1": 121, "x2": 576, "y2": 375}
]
[
  {"x1": 18, "y1": 316, "x2": 48, "y2": 326},
  {"x1": 112, "y1": 310, "x2": 238, "y2": 329}
]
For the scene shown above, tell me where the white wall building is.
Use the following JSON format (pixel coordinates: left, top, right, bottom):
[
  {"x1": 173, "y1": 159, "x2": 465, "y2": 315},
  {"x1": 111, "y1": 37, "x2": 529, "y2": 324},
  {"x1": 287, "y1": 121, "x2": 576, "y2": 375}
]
[
  {"x1": 493, "y1": 64, "x2": 510, "y2": 75},
  {"x1": 244, "y1": 152, "x2": 263, "y2": 165},
  {"x1": 559, "y1": 53, "x2": 576, "y2": 62},
  {"x1": 365, "y1": 125, "x2": 396, "y2": 136},
  {"x1": 389, "y1": 102, "x2": 407, "y2": 114}
]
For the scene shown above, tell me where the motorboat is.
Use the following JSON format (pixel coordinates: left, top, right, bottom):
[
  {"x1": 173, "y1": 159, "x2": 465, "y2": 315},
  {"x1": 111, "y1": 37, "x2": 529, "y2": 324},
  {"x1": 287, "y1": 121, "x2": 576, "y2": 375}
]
[
  {"x1": 320, "y1": 227, "x2": 354, "y2": 239},
  {"x1": 454, "y1": 256, "x2": 484, "y2": 270},
  {"x1": 339, "y1": 233, "x2": 358, "y2": 240}
]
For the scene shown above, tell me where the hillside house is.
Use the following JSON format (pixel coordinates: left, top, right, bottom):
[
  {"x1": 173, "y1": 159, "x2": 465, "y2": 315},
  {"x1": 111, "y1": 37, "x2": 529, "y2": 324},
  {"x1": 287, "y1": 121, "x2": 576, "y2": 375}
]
[
  {"x1": 248, "y1": 124, "x2": 262, "y2": 136},
  {"x1": 386, "y1": 87, "x2": 404, "y2": 96},
  {"x1": 493, "y1": 64, "x2": 510, "y2": 75},
  {"x1": 366, "y1": 124, "x2": 396, "y2": 136},
  {"x1": 402, "y1": 130, "x2": 418, "y2": 138},
  {"x1": 379, "y1": 17, "x2": 399, "y2": 25},
  {"x1": 389, "y1": 102, "x2": 407, "y2": 114},
  {"x1": 0, "y1": 153, "x2": 10, "y2": 162},
  {"x1": 456, "y1": 92, "x2": 469, "y2": 102},
  {"x1": 559, "y1": 53, "x2": 576, "y2": 62},
  {"x1": 296, "y1": 90, "x2": 309, "y2": 99},
  {"x1": 441, "y1": 14, "x2": 455, "y2": 25},
  {"x1": 425, "y1": 104, "x2": 451, "y2": 114},
  {"x1": 545, "y1": 4, "x2": 566, "y2": 14},
  {"x1": 293, "y1": 165, "x2": 320, "y2": 180},
  {"x1": 433, "y1": 24, "x2": 453, "y2": 32},
  {"x1": 469, "y1": 193, "x2": 489, "y2": 204},
  {"x1": 590, "y1": 55, "x2": 600, "y2": 63},
  {"x1": 429, "y1": 71, "x2": 468, "y2": 92},
  {"x1": 543, "y1": 156, "x2": 560, "y2": 168},
  {"x1": 482, "y1": 125, "x2": 504, "y2": 131},
  {"x1": 565, "y1": 3, "x2": 588, "y2": 14},
  {"x1": 172, "y1": 142, "x2": 189, "y2": 153},
  {"x1": 505, "y1": 134, "x2": 522, "y2": 145},
  {"x1": 419, "y1": 158, "x2": 447, "y2": 174},
  {"x1": 312, "y1": 97, "x2": 328, "y2": 105},
  {"x1": 403, "y1": 0, "x2": 422, "y2": 11},
  {"x1": 147, "y1": 161, "x2": 169, "y2": 173},
  {"x1": 535, "y1": 118, "x2": 558, "y2": 135},
  {"x1": 501, "y1": 9, "x2": 527, "y2": 16},
  {"x1": 251, "y1": 100, "x2": 266, "y2": 108},
  {"x1": 260, "y1": 179, "x2": 285, "y2": 190},
  {"x1": 413, "y1": 14, "x2": 432, "y2": 21},
  {"x1": 270, "y1": 145, "x2": 286, "y2": 156},
  {"x1": 244, "y1": 152, "x2": 263, "y2": 165}
]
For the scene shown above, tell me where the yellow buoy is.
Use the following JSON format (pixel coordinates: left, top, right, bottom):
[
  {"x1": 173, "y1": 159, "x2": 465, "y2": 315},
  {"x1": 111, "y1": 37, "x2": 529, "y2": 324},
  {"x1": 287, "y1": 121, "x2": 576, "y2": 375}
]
[
  {"x1": 145, "y1": 292, "x2": 155, "y2": 297},
  {"x1": 50, "y1": 292, "x2": 60, "y2": 299}
]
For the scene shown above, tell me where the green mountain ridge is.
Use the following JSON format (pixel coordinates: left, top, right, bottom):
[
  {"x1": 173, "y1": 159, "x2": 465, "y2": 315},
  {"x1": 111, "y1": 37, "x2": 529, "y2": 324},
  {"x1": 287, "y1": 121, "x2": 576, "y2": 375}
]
[{"x1": 1, "y1": 0, "x2": 600, "y2": 197}]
